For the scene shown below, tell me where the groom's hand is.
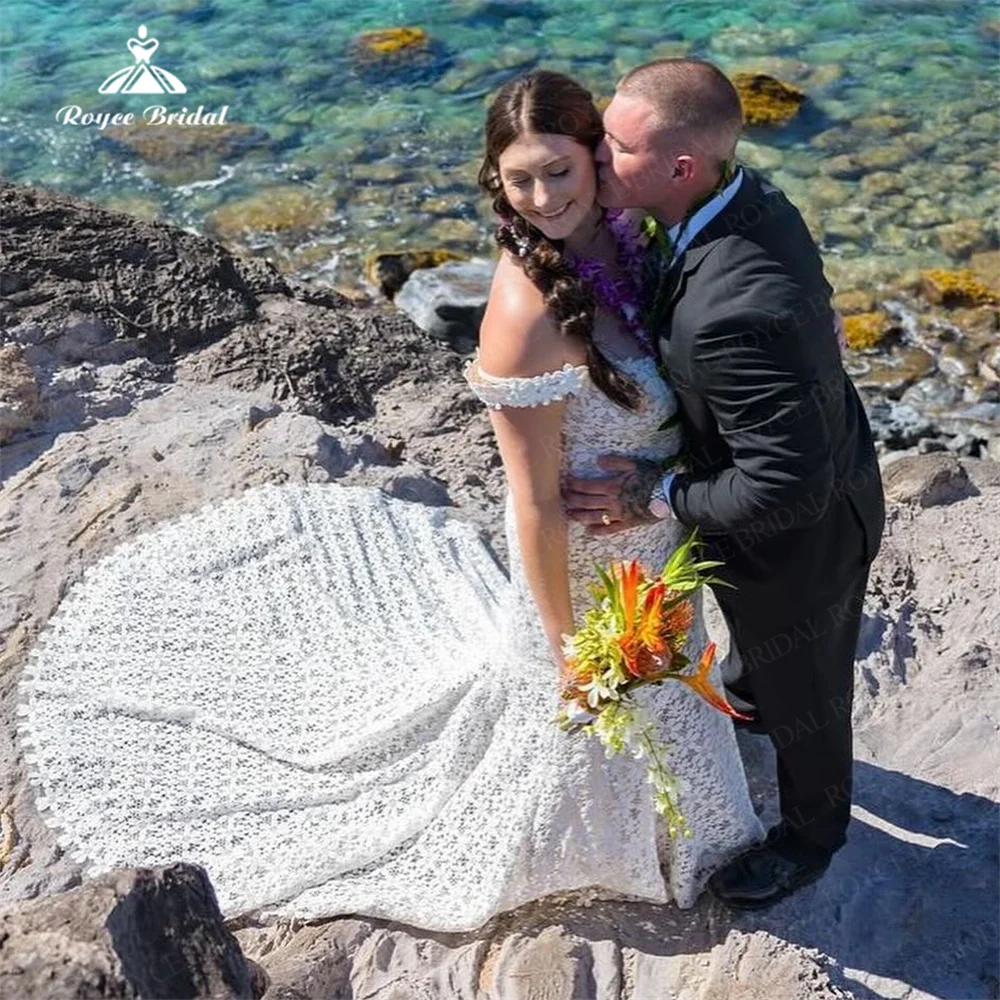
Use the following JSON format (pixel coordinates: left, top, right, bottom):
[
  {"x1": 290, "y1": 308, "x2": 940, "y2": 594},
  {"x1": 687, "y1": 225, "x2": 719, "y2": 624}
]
[{"x1": 563, "y1": 455, "x2": 663, "y2": 536}]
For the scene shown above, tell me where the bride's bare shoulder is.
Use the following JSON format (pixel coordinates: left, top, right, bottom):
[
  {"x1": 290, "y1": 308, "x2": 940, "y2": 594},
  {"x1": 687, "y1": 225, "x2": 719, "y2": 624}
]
[{"x1": 479, "y1": 252, "x2": 585, "y2": 375}]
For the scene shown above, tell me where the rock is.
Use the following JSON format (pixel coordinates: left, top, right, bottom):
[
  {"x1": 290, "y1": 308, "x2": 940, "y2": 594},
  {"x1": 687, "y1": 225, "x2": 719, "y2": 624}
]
[
  {"x1": 900, "y1": 376, "x2": 964, "y2": 412},
  {"x1": 978, "y1": 18, "x2": 1000, "y2": 42},
  {"x1": 969, "y1": 249, "x2": 1000, "y2": 286},
  {"x1": 208, "y1": 186, "x2": 335, "y2": 243},
  {"x1": 852, "y1": 113, "x2": 912, "y2": 136},
  {"x1": 920, "y1": 268, "x2": 1000, "y2": 308},
  {"x1": 0, "y1": 181, "x2": 279, "y2": 355},
  {"x1": 859, "y1": 171, "x2": 907, "y2": 198},
  {"x1": 809, "y1": 176, "x2": 852, "y2": 209},
  {"x1": 908, "y1": 199, "x2": 950, "y2": 229},
  {"x1": 0, "y1": 345, "x2": 42, "y2": 444},
  {"x1": 380, "y1": 466, "x2": 453, "y2": 506},
  {"x1": 843, "y1": 311, "x2": 894, "y2": 350},
  {"x1": 867, "y1": 399, "x2": 937, "y2": 449},
  {"x1": 394, "y1": 258, "x2": 494, "y2": 352},
  {"x1": 364, "y1": 248, "x2": 466, "y2": 300},
  {"x1": 881, "y1": 454, "x2": 977, "y2": 507},
  {"x1": 346, "y1": 26, "x2": 446, "y2": 85},
  {"x1": 349, "y1": 25, "x2": 427, "y2": 59},
  {"x1": 103, "y1": 121, "x2": 268, "y2": 186},
  {"x1": 853, "y1": 347, "x2": 935, "y2": 397},
  {"x1": 731, "y1": 72, "x2": 806, "y2": 127},
  {"x1": 821, "y1": 153, "x2": 865, "y2": 181},
  {"x1": 933, "y1": 219, "x2": 991, "y2": 260},
  {"x1": 0, "y1": 862, "x2": 265, "y2": 999},
  {"x1": 936, "y1": 401, "x2": 1000, "y2": 440},
  {"x1": 833, "y1": 289, "x2": 876, "y2": 314}
]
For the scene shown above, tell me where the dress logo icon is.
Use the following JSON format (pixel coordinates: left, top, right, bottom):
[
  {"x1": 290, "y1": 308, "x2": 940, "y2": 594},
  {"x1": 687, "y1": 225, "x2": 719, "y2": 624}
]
[{"x1": 99, "y1": 25, "x2": 187, "y2": 95}]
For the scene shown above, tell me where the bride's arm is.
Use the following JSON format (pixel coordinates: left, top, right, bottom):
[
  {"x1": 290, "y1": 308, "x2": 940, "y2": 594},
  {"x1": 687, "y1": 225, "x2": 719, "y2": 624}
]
[{"x1": 477, "y1": 263, "x2": 578, "y2": 675}]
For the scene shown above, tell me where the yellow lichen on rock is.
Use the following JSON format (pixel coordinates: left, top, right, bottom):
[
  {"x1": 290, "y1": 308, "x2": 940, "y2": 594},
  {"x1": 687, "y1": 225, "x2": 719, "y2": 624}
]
[
  {"x1": 920, "y1": 268, "x2": 1000, "y2": 308},
  {"x1": 843, "y1": 311, "x2": 892, "y2": 350},
  {"x1": 731, "y1": 72, "x2": 806, "y2": 127},
  {"x1": 351, "y1": 27, "x2": 428, "y2": 59}
]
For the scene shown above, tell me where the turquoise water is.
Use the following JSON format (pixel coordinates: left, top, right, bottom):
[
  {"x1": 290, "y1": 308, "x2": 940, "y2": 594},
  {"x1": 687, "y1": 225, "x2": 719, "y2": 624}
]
[{"x1": 1, "y1": 0, "x2": 997, "y2": 291}]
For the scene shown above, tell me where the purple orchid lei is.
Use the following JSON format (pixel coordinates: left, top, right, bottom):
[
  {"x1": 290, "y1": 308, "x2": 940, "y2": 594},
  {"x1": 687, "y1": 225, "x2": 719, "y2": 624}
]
[
  {"x1": 494, "y1": 207, "x2": 656, "y2": 358},
  {"x1": 564, "y1": 208, "x2": 656, "y2": 358}
]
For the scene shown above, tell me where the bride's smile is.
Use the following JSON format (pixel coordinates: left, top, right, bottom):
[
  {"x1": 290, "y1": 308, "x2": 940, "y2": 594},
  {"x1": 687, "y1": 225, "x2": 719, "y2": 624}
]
[{"x1": 496, "y1": 131, "x2": 598, "y2": 241}]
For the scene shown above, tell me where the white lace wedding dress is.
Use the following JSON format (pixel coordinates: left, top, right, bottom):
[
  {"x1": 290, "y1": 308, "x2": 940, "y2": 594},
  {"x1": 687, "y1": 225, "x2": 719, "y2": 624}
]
[{"x1": 16, "y1": 350, "x2": 763, "y2": 933}]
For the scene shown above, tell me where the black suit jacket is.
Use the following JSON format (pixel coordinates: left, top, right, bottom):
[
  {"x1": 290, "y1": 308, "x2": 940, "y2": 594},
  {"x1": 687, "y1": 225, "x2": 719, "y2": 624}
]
[{"x1": 658, "y1": 167, "x2": 885, "y2": 623}]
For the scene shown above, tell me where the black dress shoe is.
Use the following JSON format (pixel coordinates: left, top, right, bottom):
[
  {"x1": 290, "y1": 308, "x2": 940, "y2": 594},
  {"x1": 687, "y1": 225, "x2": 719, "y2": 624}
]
[{"x1": 708, "y1": 838, "x2": 832, "y2": 910}]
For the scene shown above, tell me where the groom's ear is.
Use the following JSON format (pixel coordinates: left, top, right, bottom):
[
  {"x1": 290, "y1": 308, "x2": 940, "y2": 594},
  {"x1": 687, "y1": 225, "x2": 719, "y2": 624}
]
[{"x1": 672, "y1": 155, "x2": 696, "y2": 181}]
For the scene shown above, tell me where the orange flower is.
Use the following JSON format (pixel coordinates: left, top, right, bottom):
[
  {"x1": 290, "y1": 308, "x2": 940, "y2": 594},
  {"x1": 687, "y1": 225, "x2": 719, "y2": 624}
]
[
  {"x1": 660, "y1": 595, "x2": 695, "y2": 654},
  {"x1": 676, "y1": 642, "x2": 754, "y2": 720},
  {"x1": 614, "y1": 563, "x2": 677, "y2": 680}
]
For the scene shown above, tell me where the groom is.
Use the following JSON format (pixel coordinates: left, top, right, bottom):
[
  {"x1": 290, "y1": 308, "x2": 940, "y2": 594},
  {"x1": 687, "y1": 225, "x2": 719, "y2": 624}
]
[{"x1": 563, "y1": 59, "x2": 886, "y2": 909}]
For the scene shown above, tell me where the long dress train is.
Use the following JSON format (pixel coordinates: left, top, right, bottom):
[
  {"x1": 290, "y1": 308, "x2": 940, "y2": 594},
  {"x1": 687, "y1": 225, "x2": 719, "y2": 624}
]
[{"x1": 15, "y1": 351, "x2": 764, "y2": 932}]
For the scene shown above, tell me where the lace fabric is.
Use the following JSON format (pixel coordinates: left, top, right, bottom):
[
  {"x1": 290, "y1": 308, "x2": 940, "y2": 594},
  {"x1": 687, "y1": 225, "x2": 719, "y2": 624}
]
[{"x1": 16, "y1": 354, "x2": 763, "y2": 934}]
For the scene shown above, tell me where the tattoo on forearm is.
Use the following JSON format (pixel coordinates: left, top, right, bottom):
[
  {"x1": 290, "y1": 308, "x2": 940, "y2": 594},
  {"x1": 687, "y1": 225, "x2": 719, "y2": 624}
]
[{"x1": 620, "y1": 459, "x2": 662, "y2": 521}]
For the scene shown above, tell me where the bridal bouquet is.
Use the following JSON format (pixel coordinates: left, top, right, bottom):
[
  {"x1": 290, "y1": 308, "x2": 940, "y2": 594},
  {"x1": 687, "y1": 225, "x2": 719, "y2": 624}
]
[{"x1": 555, "y1": 532, "x2": 751, "y2": 838}]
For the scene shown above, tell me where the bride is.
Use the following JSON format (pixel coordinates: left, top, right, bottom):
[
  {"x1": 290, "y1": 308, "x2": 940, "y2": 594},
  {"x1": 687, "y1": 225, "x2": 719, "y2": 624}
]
[{"x1": 15, "y1": 71, "x2": 763, "y2": 934}]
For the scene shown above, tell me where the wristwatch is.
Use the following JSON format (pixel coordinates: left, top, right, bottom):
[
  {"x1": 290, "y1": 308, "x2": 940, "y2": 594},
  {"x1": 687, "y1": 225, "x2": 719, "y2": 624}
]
[{"x1": 647, "y1": 472, "x2": 675, "y2": 520}]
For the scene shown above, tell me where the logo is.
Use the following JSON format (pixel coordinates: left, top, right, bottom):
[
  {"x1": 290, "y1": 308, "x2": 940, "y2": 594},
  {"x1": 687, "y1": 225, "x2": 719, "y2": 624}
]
[{"x1": 99, "y1": 24, "x2": 186, "y2": 95}]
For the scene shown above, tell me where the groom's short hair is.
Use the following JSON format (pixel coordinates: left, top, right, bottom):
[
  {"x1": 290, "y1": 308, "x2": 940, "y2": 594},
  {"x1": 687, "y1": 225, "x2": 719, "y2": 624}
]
[{"x1": 616, "y1": 58, "x2": 743, "y2": 158}]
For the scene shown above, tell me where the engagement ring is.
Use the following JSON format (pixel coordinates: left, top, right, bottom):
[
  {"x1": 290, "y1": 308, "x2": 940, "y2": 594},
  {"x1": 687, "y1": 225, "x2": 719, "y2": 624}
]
[{"x1": 601, "y1": 512, "x2": 612, "y2": 525}]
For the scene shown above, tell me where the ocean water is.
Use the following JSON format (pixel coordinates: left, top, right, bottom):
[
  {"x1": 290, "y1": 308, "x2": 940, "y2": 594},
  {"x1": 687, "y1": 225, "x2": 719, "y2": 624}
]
[{"x1": 0, "y1": 0, "x2": 997, "y2": 292}]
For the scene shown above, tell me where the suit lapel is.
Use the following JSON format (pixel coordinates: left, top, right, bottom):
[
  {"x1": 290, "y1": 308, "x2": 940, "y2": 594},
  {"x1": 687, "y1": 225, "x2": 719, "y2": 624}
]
[{"x1": 661, "y1": 168, "x2": 766, "y2": 316}]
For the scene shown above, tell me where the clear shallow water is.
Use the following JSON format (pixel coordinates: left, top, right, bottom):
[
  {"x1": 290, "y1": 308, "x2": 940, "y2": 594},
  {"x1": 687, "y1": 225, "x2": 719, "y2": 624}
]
[{"x1": 0, "y1": 0, "x2": 997, "y2": 291}]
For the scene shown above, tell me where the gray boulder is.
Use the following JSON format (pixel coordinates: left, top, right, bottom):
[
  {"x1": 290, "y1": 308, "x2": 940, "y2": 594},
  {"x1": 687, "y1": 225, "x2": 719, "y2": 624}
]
[
  {"x1": 394, "y1": 258, "x2": 494, "y2": 353},
  {"x1": 0, "y1": 862, "x2": 267, "y2": 999}
]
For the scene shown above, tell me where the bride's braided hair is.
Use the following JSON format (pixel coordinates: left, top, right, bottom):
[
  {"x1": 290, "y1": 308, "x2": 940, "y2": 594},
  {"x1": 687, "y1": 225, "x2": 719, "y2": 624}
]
[{"x1": 477, "y1": 70, "x2": 642, "y2": 411}]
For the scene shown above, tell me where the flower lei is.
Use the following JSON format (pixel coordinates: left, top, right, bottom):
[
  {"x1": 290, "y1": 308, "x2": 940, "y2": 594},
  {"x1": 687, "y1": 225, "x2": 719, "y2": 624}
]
[{"x1": 564, "y1": 208, "x2": 657, "y2": 358}]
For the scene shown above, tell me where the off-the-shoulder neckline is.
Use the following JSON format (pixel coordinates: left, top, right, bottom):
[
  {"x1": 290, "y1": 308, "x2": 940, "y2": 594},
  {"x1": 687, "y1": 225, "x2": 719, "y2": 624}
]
[{"x1": 467, "y1": 350, "x2": 656, "y2": 380}]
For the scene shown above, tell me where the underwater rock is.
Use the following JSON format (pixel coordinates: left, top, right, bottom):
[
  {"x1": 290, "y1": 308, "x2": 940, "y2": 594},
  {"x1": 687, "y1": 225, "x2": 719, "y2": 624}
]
[
  {"x1": 859, "y1": 171, "x2": 907, "y2": 199},
  {"x1": 207, "y1": 187, "x2": 335, "y2": 243},
  {"x1": 821, "y1": 154, "x2": 865, "y2": 181},
  {"x1": 855, "y1": 143, "x2": 911, "y2": 172},
  {"x1": 364, "y1": 249, "x2": 466, "y2": 300},
  {"x1": 978, "y1": 18, "x2": 1000, "y2": 42},
  {"x1": 920, "y1": 269, "x2": 1000, "y2": 308},
  {"x1": 103, "y1": 120, "x2": 267, "y2": 186},
  {"x1": 852, "y1": 113, "x2": 913, "y2": 136},
  {"x1": 867, "y1": 399, "x2": 937, "y2": 449},
  {"x1": 731, "y1": 73, "x2": 806, "y2": 127},
  {"x1": 833, "y1": 289, "x2": 876, "y2": 314},
  {"x1": 970, "y1": 249, "x2": 1000, "y2": 286},
  {"x1": 844, "y1": 311, "x2": 895, "y2": 351},
  {"x1": 350, "y1": 26, "x2": 428, "y2": 59},
  {"x1": 933, "y1": 219, "x2": 991, "y2": 260},
  {"x1": 908, "y1": 199, "x2": 951, "y2": 230},
  {"x1": 347, "y1": 26, "x2": 448, "y2": 86}
]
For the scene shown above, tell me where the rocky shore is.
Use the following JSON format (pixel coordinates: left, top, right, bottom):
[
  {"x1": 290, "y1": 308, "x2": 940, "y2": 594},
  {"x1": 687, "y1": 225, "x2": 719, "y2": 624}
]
[{"x1": 0, "y1": 181, "x2": 997, "y2": 1000}]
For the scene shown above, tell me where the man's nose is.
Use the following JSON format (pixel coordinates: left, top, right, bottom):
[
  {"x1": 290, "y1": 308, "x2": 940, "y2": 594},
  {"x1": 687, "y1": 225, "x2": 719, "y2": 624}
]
[{"x1": 594, "y1": 139, "x2": 611, "y2": 165}]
